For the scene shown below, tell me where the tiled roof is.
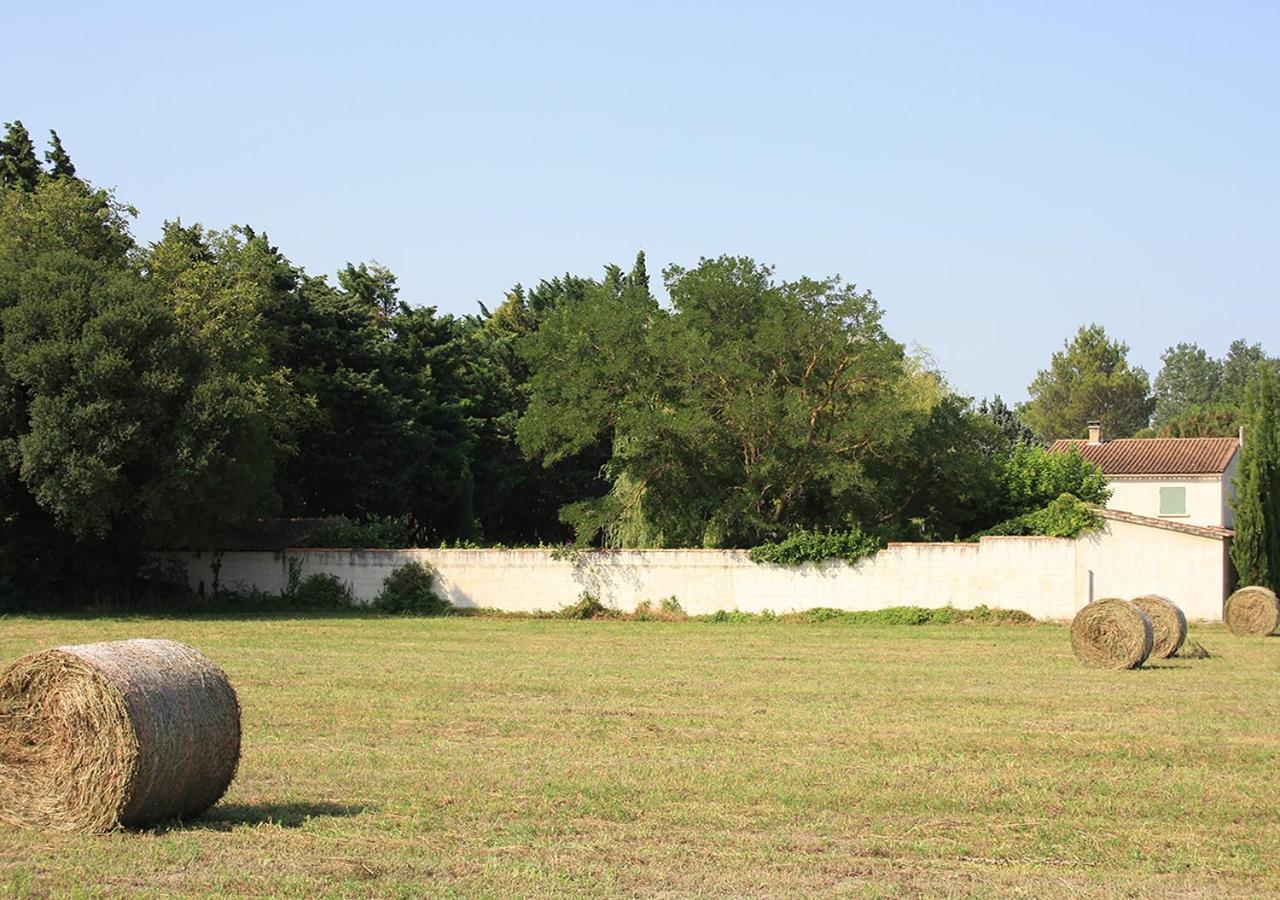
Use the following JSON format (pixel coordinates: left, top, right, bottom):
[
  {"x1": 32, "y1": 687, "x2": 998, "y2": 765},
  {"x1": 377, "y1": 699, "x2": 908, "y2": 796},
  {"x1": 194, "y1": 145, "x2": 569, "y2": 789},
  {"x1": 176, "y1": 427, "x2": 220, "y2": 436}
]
[
  {"x1": 1093, "y1": 506, "x2": 1234, "y2": 540},
  {"x1": 1048, "y1": 437, "x2": 1239, "y2": 475}
]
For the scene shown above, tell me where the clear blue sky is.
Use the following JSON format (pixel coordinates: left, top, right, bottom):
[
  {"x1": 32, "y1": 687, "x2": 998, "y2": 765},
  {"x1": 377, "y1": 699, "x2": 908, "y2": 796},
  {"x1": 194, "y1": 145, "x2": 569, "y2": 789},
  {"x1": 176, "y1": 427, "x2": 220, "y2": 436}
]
[{"x1": 7, "y1": 2, "x2": 1277, "y2": 401}]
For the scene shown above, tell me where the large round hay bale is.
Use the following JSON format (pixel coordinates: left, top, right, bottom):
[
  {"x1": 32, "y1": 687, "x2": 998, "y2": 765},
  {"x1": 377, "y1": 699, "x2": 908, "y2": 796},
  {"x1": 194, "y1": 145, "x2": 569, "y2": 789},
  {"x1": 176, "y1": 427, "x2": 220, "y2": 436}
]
[
  {"x1": 1224, "y1": 586, "x2": 1280, "y2": 636},
  {"x1": 0, "y1": 639, "x2": 240, "y2": 832},
  {"x1": 1070, "y1": 598, "x2": 1154, "y2": 669},
  {"x1": 1130, "y1": 594, "x2": 1187, "y2": 659}
]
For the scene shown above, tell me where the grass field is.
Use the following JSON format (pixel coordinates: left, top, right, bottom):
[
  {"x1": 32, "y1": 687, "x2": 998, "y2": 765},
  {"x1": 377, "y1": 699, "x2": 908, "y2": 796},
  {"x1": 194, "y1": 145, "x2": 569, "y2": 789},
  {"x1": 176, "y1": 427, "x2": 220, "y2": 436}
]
[{"x1": 2, "y1": 615, "x2": 1278, "y2": 898}]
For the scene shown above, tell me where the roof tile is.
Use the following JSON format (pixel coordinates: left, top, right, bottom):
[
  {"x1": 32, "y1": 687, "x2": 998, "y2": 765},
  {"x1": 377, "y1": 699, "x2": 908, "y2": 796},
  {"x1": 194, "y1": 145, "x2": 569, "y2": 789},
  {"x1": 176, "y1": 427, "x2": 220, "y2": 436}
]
[{"x1": 1048, "y1": 437, "x2": 1239, "y2": 475}]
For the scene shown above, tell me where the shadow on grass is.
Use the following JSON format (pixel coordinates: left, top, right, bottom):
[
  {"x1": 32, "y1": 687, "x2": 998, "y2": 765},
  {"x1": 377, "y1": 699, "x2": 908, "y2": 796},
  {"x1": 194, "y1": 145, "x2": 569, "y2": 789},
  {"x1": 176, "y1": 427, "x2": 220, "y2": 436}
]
[{"x1": 155, "y1": 801, "x2": 372, "y2": 832}]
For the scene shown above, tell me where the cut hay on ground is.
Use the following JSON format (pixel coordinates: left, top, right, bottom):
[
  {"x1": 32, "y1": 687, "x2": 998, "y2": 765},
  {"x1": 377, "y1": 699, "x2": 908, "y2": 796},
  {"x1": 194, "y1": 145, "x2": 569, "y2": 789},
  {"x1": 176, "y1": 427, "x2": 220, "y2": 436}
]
[
  {"x1": 1070, "y1": 599, "x2": 1153, "y2": 669},
  {"x1": 0, "y1": 639, "x2": 240, "y2": 833},
  {"x1": 1130, "y1": 594, "x2": 1187, "y2": 658},
  {"x1": 1224, "y1": 586, "x2": 1280, "y2": 636}
]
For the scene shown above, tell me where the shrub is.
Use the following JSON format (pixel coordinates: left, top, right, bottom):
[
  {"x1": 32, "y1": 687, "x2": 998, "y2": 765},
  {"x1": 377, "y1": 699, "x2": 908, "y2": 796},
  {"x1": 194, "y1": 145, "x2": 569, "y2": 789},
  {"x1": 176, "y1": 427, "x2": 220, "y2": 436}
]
[
  {"x1": 286, "y1": 573, "x2": 355, "y2": 609},
  {"x1": 695, "y1": 605, "x2": 1035, "y2": 626},
  {"x1": 749, "y1": 527, "x2": 883, "y2": 565},
  {"x1": 660, "y1": 596, "x2": 686, "y2": 617},
  {"x1": 372, "y1": 562, "x2": 451, "y2": 615},
  {"x1": 557, "y1": 592, "x2": 616, "y2": 619},
  {"x1": 970, "y1": 493, "x2": 1102, "y2": 540}
]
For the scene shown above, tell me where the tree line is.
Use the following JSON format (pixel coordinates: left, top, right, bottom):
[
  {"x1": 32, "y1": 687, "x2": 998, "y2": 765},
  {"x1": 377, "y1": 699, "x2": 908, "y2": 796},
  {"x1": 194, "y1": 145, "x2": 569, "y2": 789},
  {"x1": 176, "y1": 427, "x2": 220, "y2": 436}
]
[{"x1": 1, "y1": 120, "x2": 1276, "y2": 597}]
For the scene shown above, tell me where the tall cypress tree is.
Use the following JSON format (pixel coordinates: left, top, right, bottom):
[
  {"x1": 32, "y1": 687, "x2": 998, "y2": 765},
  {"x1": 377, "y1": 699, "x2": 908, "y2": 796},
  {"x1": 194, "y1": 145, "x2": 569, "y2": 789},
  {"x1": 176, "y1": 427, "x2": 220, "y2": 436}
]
[
  {"x1": 0, "y1": 120, "x2": 42, "y2": 190},
  {"x1": 45, "y1": 129, "x2": 76, "y2": 178},
  {"x1": 628, "y1": 250, "x2": 649, "y2": 295},
  {"x1": 1231, "y1": 364, "x2": 1280, "y2": 590}
]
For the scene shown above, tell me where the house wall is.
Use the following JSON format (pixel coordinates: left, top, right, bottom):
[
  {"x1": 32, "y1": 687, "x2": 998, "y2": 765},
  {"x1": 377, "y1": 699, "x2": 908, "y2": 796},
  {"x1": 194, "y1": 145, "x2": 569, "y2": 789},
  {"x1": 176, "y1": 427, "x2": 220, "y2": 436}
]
[
  {"x1": 163, "y1": 519, "x2": 1229, "y2": 622},
  {"x1": 1105, "y1": 475, "x2": 1227, "y2": 528},
  {"x1": 1222, "y1": 451, "x2": 1240, "y2": 529},
  {"x1": 1075, "y1": 518, "x2": 1227, "y2": 620}
]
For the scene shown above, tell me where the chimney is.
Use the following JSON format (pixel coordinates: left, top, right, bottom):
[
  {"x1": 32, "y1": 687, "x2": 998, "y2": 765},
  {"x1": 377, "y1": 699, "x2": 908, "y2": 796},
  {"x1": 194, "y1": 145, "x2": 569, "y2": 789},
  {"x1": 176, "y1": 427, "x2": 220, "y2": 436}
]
[{"x1": 1087, "y1": 421, "x2": 1103, "y2": 444}]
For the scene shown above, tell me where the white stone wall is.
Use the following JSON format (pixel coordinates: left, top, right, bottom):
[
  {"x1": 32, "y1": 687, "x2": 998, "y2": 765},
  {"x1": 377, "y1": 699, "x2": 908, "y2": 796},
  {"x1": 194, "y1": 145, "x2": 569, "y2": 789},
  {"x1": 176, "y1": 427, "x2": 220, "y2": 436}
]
[{"x1": 165, "y1": 518, "x2": 1230, "y2": 621}]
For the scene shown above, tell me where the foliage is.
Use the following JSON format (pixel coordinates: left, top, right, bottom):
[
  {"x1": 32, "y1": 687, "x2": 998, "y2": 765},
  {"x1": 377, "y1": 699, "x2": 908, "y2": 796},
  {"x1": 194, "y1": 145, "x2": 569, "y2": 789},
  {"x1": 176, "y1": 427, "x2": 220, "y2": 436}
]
[
  {"x1": 1022, "y1": 324, "x2": 1154, "y2": 440},
  {"x1": 295, "y1": 515, "x2": 421, "y2": 549},
  {"x1": 971, "y1": 493, "x2": 1103, "y2": 540},
  {"x1": 976, "y1": 395, "x2": 1037, "y2": 447},
  {"x1": 556, "y1": 592, "x2": 615, "y2": 619},
  {"x1": 371, "y1": 562, "x2": 451, "y2": 615},
  {"x1": 633, "y1": 596, "x2": 688, "y2": 621},
  {"x1": 999, "y1": 444, "x2": 1109, "y2": 514},
  {"x1": 0, "y1": 120, "x2": 41, "y2": 191},
  {"x1": 1149, "y1": 339, "x2": 1278, "y2": 432},
  {"x1": 1154, "y1": 342, "x2": 1222, "y2": 426},
  {"x1": 520, "y1": 255, "x2": 932, "y2": 548},
  {"x1": 286, "y1": 573, "x2": 356, "y2": 609},
  {"x1": 1155, "y1": 405, "x2": 1242, "y2": 437},
  {"x1": 1230, "y1": 364, "x2": 1280, "y2": 591},
  {"x1": 749, "y1": 527, "x2": 883, "y2": 565},
  {"x1": 694, "y1": 605, "x2": 1035, "y2": 625}
]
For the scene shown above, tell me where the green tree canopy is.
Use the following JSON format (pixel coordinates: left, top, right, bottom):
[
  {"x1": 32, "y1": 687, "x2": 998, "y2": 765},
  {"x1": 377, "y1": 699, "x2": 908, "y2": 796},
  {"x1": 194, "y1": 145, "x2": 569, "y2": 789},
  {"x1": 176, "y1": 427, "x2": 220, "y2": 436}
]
[
  {"x1": 1022, "y1": 324, "x2": 1154, "y2": 440},
  {"x1": 44, "y1": 130, "x2": 75, "y2": 179},
  {"x1": 0, "y1": 120, "x2": 41, "y2": 191},
  {"x1": 519, "y1": 255, "x2": 937, "y2": 547},
  {"x1": 1153, "y1": 342, "x2": 1222, "y2": 426}
]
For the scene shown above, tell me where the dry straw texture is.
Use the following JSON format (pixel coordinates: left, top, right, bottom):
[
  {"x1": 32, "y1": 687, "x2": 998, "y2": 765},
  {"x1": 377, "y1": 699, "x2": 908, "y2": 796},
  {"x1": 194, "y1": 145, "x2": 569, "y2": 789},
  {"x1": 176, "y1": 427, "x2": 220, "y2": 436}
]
[
  {"x1": 1129, "y1": 594, "x2": 1187, "y2": 659},
  {"x1": 0, "y1": 639, "x2": 240, "y2": 833},
  {"x1": 1224, "y1": 586, "x2": 1280, "y2": 636},
  {"x1": 1070, "y1": 599, "x2": 1153, "y2": 669}
]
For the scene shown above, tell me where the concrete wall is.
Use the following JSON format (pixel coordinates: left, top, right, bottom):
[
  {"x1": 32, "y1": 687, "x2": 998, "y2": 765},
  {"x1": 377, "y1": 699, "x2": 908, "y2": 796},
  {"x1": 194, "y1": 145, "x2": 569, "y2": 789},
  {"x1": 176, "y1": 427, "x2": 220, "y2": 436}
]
[
  {"x1": 1105, "y1": 475, "x2": 1228, "y2": 529},
  {"x1": 164, "y1": 517, "x2": 1230, "y2": 621}
]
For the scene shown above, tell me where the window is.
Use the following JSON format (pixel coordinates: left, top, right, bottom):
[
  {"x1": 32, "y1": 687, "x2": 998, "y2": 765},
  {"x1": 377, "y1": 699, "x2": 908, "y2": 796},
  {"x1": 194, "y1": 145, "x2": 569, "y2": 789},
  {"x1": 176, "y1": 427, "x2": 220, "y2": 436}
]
[{"x1": 1159, "y1": 486, "x2": 1187, "y2": 516}]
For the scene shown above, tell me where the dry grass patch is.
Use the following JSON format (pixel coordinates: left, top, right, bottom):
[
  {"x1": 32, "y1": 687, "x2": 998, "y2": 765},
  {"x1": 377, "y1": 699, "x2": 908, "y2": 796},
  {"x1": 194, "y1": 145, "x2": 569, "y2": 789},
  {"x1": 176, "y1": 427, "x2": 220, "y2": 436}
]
[{"x1": 0, "y1": 614, "x2": 1277, "y2": 897}]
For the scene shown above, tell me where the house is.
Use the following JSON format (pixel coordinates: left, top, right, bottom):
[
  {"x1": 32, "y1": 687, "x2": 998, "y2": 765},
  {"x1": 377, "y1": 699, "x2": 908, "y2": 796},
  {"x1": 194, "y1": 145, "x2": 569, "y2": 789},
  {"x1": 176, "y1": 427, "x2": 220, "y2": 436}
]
[{"x1": 1049, "y1": 422, "x2": 1242, "y2": 529}]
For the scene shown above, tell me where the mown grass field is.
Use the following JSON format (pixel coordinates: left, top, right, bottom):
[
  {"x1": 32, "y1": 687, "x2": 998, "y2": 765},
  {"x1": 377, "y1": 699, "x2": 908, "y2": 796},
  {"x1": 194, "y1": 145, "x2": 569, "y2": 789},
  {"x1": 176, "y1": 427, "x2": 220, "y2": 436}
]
[{"x1": 1, "y1": 615, "x2": 1278, "y2": 898}]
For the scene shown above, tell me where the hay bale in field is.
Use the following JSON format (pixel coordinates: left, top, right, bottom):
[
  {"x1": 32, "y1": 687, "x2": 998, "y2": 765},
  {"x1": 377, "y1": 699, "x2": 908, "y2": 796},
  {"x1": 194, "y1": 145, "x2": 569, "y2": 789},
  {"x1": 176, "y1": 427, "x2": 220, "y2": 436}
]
[
  {"x1": 0, "y1": 639, "x2": 240, "y2": 833},
  {"x1": 1224, "y1": 586, "x2": 1280, "y2": 637},
  {"x1": 1130, "y1": 594, "x2": 1187, "y2": 659},
  {"x1": 1070, "y1": 598, "x2": 1153, "y2": 669}
]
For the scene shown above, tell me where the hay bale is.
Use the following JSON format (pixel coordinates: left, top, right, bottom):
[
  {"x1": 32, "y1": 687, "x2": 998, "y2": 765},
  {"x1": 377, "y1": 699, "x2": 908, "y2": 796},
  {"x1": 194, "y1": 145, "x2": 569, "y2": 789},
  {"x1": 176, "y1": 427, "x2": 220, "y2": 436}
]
[
  {"x1": 1070, "y1": 598, "x2": 1153, "y2": 669},
  {"x1": 0, "y1": 639, "x2": 240, "y2": 832},
  {"x1": 1130, "y1": 594, "x2": 1187, "y2": 659},
  {"x1": 1224, "y1": 586, "x2": 1280, "y2": 636}
]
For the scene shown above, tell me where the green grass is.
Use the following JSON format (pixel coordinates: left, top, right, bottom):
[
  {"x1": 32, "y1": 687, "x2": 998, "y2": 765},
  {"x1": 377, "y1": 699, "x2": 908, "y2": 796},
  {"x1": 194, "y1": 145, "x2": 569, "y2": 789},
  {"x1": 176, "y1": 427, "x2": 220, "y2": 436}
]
[{"x1": 1, "y1": 615, "x2": 1278, "y2": 897}]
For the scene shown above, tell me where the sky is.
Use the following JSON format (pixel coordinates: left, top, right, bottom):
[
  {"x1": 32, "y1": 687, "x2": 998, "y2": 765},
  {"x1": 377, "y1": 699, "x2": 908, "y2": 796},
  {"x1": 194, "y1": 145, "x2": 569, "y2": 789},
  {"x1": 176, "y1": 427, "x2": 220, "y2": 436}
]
[{"x1": 6, "y1": 2, "x2": 1278, "y2": 401}]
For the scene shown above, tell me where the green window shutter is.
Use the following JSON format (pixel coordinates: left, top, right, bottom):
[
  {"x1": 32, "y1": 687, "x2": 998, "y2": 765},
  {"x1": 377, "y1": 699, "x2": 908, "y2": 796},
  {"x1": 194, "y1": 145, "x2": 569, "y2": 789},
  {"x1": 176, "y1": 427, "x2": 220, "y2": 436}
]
[{"x1": 1159, "y1": 486, "x2": 1187, "y2": 516}]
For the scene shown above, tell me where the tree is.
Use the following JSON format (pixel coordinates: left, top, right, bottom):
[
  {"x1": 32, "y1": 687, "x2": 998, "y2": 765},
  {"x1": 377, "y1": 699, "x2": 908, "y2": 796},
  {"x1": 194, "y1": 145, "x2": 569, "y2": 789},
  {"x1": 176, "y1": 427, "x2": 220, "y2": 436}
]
[
  {"x1": 519, "y1": 256, "x2": 930, "y2": 547},
  {"x1": 998, "y1": 444, "x2": 1110, "y2": 514},
  {"x1": 1231, "y1": 364, "x2": 1280, "y2": 591},
  {"x1": 1221, "y1": 339, "x2": 1279, "y2": 409},
  {"x1": 0, "y1": 120, "x2": 41, "y2": 191},
  {"x1": 977, "y1": 395, "x2": 1036, "y2": 448},
  {"x1": 1153, "y1": 342, "x2": 1222, "y2": 426},
  {"x1": 865, "y1": 391, "x2": 1007, "y2": 540},
  {"x1": 1022, "y1": 324, "x2": 1154, "y2": 440},
  {"x1": 1156, "y1": 405, "x2": 1241, "y2": 438},
  {"x1": 44, "y1": 130, "x2": 76, "y2": 178}
]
